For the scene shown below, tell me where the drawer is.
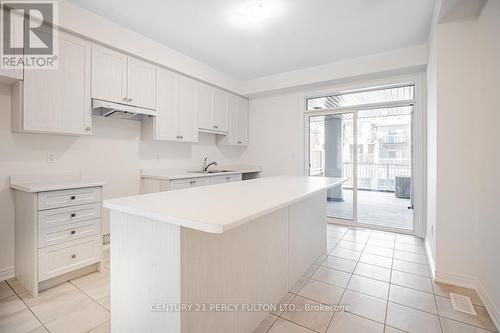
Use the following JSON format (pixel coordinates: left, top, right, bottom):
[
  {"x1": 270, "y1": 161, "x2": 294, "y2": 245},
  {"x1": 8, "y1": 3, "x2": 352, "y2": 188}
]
[
  {"x1": 38, "y1": 235, "x2": 102, "y2": 281},
  {"x1": 38, "y1": 187, "x2": 101, "y2": 210},
  {"x1": 227, "y1": 174, "x2": 242, "y2": 182},
  {"x1": 38, "y1": 219, "x2": 101, "y2": 248},
  {"x1": 38, "y1": 203, "x2": 101, "y2": 230},
  {"x1": 209, "y1": 174, "x2": 242, "y2": 185},
  {"x1": 188, "y1": 177, "x2": 210, "y2": 188}
]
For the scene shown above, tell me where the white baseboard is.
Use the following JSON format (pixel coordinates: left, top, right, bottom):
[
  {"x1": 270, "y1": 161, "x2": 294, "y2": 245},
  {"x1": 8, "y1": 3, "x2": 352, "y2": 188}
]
[
  {"x1": 434, "y1": 270, "x2": 477, "y2": 290},
  {"x1": 0, "y1": 266, "x2": 14, "y2": 282},
  {"x1": 477, "y1": 282, "x2": 500, "y2": 332},
  {"x1": 424, "y1": 237, "x2": 436, "y2": 279}
]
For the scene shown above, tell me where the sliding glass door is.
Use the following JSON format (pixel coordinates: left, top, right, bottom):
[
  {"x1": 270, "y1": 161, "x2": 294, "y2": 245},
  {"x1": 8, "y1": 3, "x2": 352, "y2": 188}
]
[
  {"x1": 356, "y1": 106, "x2": 414, "y2": 231},
  {"x1": 308, "y1": 111, "x2": 354, "y2": 220},
  {"x1": 305, "y1": 84, "x2": 418, "y2": 233}
]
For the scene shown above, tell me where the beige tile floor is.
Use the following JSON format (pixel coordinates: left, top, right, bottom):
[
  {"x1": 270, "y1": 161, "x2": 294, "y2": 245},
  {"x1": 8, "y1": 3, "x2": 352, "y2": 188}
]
[
  {"x1": 255, "y1": 224, "x2": 499, "y2": 333},
  {"x1": 0, "y1": 225, "x2": 498, "y2": 333},
  {"x1": 0, "y1": 247, "x2": 110, "y2": 333}
]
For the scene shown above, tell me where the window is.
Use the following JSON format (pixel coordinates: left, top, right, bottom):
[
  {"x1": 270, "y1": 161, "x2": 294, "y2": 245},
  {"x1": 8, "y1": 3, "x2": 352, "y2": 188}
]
[{"x1": 306, "y1": 85, "x2": 415, "y2": 111}]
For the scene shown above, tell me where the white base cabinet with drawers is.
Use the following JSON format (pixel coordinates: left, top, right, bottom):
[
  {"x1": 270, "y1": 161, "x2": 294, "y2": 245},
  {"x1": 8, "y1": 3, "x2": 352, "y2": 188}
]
[
  {"x1": 141, "y1": 173, "x2": 242, "y2": 194},
  {"x1": 12, "y1": 184, "x2": 104, "y2": 297}
]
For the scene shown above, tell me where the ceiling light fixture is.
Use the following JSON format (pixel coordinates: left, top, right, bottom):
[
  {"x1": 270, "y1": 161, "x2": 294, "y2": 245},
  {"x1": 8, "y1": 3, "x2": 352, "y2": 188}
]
[{"x1": 241, "y1": 1, "x2": 268, "y2": 24}]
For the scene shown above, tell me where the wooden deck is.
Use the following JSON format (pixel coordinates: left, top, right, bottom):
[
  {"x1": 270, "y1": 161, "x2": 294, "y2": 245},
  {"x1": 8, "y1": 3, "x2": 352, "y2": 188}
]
[{"x1": 327, "y1": 189, "x2": 413, "y2": 230}]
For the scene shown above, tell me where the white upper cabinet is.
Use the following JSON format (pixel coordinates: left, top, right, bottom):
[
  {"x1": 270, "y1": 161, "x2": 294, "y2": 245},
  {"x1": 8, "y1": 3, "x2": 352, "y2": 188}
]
[
  {"x1": 179, "y1": 76, "x2": 199, "y2": 142},
  {"x1": 153, "y1": 68, "x2": 180, "y2": 141},
  {"x1": 91, "y1": 44, "x2": 127, "y2": 104},
  {"x1": 219, "y1": 94, "x2": 249, "y2": 146},
  {"x1": 142, "y1": 69, "x2": 198, "y2": 143},
  {"x1": 213, "y1": 88, "x2": 229, "y2": 132},
  {"x1": 0, "y1": 10, "x2": 23, "y2": 83},
  {"x1": 197, "y1": 82, "x2": 214, "y2": 130},
  {"x1": 127, "y1": 57, "x2": 156, "y2": 109},
  {"x1": 198, "y1": 84, "x2": 229, "y2": 133},
  {"x1": 91, "y1": 44, "x2": 156, "y2": 109},
  {"x1": 11, "y1": 31, "x2": 92, "y2": 136}
]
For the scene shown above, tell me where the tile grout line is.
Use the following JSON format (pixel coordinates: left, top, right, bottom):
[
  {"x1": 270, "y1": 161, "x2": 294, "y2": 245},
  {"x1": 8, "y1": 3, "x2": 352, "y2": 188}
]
[
  {"x1": 5, "y1": 279, "x2": 51, "y2": 333},
  {"x1": 68, "y1": 279, "x2": 111, "y2": 314},
  {"x1": 323, "y1": 227, "x2": 372, "y2": 332},
  {"x1": 383, "y1": 232, "x2": 396, "y2": 331}
]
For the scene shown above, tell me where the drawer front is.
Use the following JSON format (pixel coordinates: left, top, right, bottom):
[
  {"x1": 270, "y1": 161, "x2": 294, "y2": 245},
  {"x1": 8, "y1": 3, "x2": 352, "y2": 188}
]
[
  {"x1": 38, "y1": 203, "x2": 101, "y2": 230},
  {"x1": 38, "y1": 219, "x2": 101, "y2": 248},
  {"x1": 227, "y1": 174, "x2": 242, "y2": 182},
  {"x1": 209, "y1": 175, "x2": 226, "y2": 185},
  {"x1": 38, "y1": 235, "x2": 102, "y2": 281},
  {"x1": 188, "y1": 177, "x2": 210, "y2": 188},
  {"x1": 38, "y1": 187, "x2": 101, "y2": 210},
  {"x1": 171, "y1": 180, "x2": 190, "y2": 191}
]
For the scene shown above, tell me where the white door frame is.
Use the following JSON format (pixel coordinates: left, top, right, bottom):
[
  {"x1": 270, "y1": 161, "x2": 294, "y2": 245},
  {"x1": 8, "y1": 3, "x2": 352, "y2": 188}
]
[{"x1": 302, "y1": 74, "x2": 425, "y2": 237}]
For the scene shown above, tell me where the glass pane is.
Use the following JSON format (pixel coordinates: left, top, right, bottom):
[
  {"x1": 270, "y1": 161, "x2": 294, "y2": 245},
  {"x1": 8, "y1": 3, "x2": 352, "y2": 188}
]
[
  {"x1": 307, "y1": 85, "x2": 414, "y2": 111},
  {"x1": 308, "y1": 113, "x2": 354, "y2": 220},
  {"x1": 356, "y1": 106, "x2": 413, "y2": 230}
]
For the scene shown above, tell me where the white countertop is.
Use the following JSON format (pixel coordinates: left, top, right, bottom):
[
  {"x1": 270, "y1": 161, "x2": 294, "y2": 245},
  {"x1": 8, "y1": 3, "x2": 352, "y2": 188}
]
[
  {"x1": 104, "y1": 176, "x2": 345, "y2": 234},
  {"x1": 10, "y1": 173, "x2": 105, "y2": 193},
  {"x1": 141, "y1": 165, "x2": 262, "y2": 180}
]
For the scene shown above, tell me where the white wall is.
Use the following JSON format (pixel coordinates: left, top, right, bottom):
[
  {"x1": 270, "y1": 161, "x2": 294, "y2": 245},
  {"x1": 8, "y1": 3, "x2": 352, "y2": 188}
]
[
  {"x1": 476, "y1": 0, "x2": 500, "y2": 325},
  {"x1": 433, "y1": 18, "x2": 480, "y2": 284},
  {"x1": 425, "y1": 0, "x2": 500, "y2": 326},
  {"x1": 0, "y1": 84, "x2": 244, "y2": 277}
]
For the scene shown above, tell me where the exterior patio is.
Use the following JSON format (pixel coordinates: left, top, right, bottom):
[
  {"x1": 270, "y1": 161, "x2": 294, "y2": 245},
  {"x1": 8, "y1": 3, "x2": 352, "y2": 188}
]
[{"x1": 327, "y1": 188, "x2": 413, "y2": 230}]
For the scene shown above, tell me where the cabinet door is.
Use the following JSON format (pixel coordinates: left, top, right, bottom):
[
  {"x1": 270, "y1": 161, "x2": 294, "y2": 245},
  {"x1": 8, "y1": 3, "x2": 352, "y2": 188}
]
[
  {"x1": 23, "y1": 32, "x2": 92, "y2": 135},
  {"x1": 127, "y1": 57, "x2": 156, "y2": 109},
  {"x1": 189, "y1": 178, "x2": 210, "y2": 188},
  {"x1": 0, "y1": 11, "x2": 23, "y2": 82},
  {"x1": 197, "y1": 82, "x2": 213, "y2": 130},
  {"x1": 91, "y1": 44, "x2": 127, "y2": 104},
  {"x1": 237, "y1": 98, "x2": 249, "y2": 146},
  {"x1": 178, "y1": 76, "x2": 199, "y2": 143},
  {"x1": 223, "y1": 94, "x2": 239, "y2": 145},
  {"x1": 213, "y1": 88, "x2": 229, "y2": 132},
  {"x1": 155, "y1": 68, "x2": 180, "y2": 141}
]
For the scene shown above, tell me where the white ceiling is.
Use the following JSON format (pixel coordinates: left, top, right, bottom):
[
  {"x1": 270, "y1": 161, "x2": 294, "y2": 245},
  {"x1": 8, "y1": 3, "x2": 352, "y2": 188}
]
[{"x1": 67, "y1": 0, "x2": 435, "y2": 80}]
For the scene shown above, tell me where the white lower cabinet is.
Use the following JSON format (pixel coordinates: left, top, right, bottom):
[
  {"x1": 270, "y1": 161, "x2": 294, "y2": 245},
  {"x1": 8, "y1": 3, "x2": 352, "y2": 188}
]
[
  {"x1": 13, "y1": 186, "x2": 103, "y2": 297},
  {"x1": 141, "y1": 173, "x2": 243, "y2": 194}
]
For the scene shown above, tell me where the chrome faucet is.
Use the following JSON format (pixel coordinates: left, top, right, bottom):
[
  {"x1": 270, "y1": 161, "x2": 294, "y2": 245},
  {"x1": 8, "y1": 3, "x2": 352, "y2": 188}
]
[{"x1": 202, "y1": 157, "x2": 218, "y2": 172}]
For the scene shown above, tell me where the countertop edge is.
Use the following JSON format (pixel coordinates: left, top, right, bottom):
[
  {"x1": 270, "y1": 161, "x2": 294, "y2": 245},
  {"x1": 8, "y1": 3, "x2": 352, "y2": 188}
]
[
  {"x1": 104, "y1": 178, "x2": 346, "y2": 234},
  {"x1": 10, "y1": 182, "x2": 106, "y2": 193}
]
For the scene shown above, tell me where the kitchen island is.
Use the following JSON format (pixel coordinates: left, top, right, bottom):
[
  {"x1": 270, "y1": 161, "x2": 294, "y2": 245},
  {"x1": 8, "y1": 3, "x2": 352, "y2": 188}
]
[{"x1": 104, "y1": 176, "x2": 345, "y2": 333}]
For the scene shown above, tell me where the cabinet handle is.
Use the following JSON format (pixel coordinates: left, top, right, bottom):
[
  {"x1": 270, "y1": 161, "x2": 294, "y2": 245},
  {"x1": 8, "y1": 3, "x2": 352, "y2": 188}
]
[
  {"x1": 190, "y1": 180, "x2": 196, "y2": 184},
  {"x1": 225, "y1": 177, "x2": 230, "y2": 181},
  {"x1": 213, "y1": 125, "x2": 218, "y2": 129},
  {"x1": 70, "y1": 196, "x2": 76, "y2": 200},
  {"x1": 70, "y1": 230, "x2": 76, "y2": 235},
  {"x1": 128, "y1": 98, "x2": 133, "y2": 102},
  {"x1": 180, "y1": 135, "x2": 183, "y2": 139},
  {"x1": 85, "y1": 127, "x2": 92, "y2": 132},
  {"x1": 71, "y1": 254, "x2": 77, "y2": 259},
  {"x1": 123, "y1": 97, "x2": 128, "y2": 102},
  {"x1": 237, "y1": 141, "x2": 242, "y2": 144},
  {"x1": 70, "y1": 213, "x2": 76, "y2": 218}
]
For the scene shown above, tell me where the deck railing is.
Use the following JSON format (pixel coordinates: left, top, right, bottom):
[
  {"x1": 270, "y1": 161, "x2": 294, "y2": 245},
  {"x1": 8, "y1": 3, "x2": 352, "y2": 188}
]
[{"x1": 343, "y1": 162, "x2": 411, "y2": 192}]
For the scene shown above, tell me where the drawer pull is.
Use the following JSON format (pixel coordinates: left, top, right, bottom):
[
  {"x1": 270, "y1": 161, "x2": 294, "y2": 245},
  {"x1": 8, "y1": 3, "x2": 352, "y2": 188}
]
[
  {"x1": 70, "y1": 195, "x2": 76, "y2": 200},
  {"x1": 70, "y1": 230, "x2": 76, "y2": 235},
  {"x1": 70, "y1": 213, "x2": 76, "y2": 218},
  {"x1": 225, "y1": 177, "x2": 230, "y2": 181},
  {"x1": 237, "y1": 141, "x2": 242, "y2": 144},
  {"x1": 71, "y1": 254, "x2": 77, "y2": 259}
]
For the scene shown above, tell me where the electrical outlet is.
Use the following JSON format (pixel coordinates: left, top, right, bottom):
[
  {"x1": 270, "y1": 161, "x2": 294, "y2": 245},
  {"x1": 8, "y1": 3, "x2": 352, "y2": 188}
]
[
  {"x1": 47, "y1": 152, "x2": 56, "y2": 163},
  {"x1": 431, "y1": 225, "x2": 434, "y2": 236},
  {"x1": 103, "y1": 233, "x2": 110, "y2": 245}
]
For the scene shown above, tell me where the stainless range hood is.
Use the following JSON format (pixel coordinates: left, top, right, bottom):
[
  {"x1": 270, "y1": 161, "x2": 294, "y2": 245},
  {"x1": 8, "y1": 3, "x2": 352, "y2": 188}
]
[{"x1": 92, "y1": 99, "x2": 157, "y2": 121}]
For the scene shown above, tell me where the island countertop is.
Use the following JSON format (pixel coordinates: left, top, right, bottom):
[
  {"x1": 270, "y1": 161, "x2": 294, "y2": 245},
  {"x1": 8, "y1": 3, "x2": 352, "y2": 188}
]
[{"x1": 103, "y1": 176, "x2": 345, "y2": 234}]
